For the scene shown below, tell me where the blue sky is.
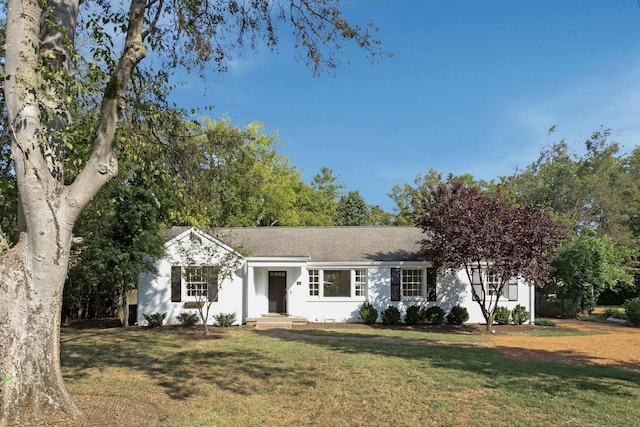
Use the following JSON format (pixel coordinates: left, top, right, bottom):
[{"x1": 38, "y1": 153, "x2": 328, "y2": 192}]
[{"x1": 170, "y1": 1, "x2": 640, "y2": 212}]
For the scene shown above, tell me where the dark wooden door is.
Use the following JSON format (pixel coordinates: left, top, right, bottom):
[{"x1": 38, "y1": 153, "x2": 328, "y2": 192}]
[{"x1": 268, "y1": 271, "x2": 287, "y2": 314}]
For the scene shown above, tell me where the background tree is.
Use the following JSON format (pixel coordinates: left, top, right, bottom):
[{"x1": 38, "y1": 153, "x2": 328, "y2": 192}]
[
  {"x1": 1, "y1": 0, "x2": 385, "y2": 423},
  {"x1": 503, "y1": 129, "x2": 637, "y2": 247},
  {"x1": 295, "y1": 167, "x2": 344, "y2": 224},
  {"x1": 502, "y1": 128, "x2": 640, "y2": 304},
  {"x1": 418, "y1": 178, "x2": 566, "y2": 331},
  {"x1": 336, "y1": 190, "x2": 371, "y2": 226},
  {"x1": 548, "y1": 233, "x2": 635, "y2": 316},
  {"x1": 389, "y1": 169, "x2": 443, "y2": 225},
  {"x1": 66, "y1": 175, "x2": 166, "y2": 327}
]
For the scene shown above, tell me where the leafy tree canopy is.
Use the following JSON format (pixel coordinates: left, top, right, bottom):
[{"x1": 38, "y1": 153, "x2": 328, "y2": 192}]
[{"x1": 418, "y1": 177, "x2": 566, "y2": 329}]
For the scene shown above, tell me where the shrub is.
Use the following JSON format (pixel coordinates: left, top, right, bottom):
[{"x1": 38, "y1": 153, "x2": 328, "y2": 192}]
[
  {"x1": 536, "y1": 296, "x2": 579, "y2": 319},
  {"x1": 623, "y1": 298, "x2": 640, "y2": 326},
  {"x1": 446, "y1": 305, "x2": 469, "y2": 325},
  {"x1": 511, "y1": 305, "x2": 530, "y2": 325},
  {"x1": 381, "y1": 306, "x2": 401, "y2": 326},
  {"x1": 214, "y1": 312, "x2": 237, "y2": 327},
  {"x1": 143, "y1": 312, "x2": 166, "y2": 328},
  {"x1": 425, "y1": 306, "x2": 445, "y2": 325},
  {"x1": 404, "y1": 305, "x2": 426, "y2": 326},
  {"x1": 176, "y1": 311, "x2": 199, "y2": 327},
  {"x1": 603, "y1": 307, "x2": 626, "y2": 320},
  {"x1": 494, "y1": 307, "x2": 511, "y2": 325},
  {"x1": 359, "y1": 302, "x2": 378, "y2": 324},
  {"x1": 534, "y1": 318, "x2": 556, "y2": 327}
]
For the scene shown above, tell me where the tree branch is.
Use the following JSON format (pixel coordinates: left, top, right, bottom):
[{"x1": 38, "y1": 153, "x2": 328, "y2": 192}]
[{"x1": 66, "y1": 0, "x2": 149, "y2": 217}]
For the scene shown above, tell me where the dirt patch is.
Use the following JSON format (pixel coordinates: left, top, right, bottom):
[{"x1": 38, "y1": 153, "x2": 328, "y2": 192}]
[
  {"x1": 20, "y1": 396, "x2": 161, "y2": 427},
  {"x1": 288, "y1": 319, "x2": 640, "y2": 370},
  {"x1": 491, "y1": 319, "x2": 640, "y2": 370},
  {"x1": 181, "y1": 332, "x2": 227, "y2": 340}
]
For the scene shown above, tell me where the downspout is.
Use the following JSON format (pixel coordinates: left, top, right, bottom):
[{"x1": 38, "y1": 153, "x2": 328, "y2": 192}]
[{"x1": 529, "y1": 283, "x2": 535, "y2": 324}]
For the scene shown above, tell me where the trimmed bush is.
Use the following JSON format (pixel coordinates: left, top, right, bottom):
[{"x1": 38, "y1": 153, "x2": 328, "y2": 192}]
[
  {"x1": 214, "y1": 312, "x2": 237, "y2": 327},
  {"x1": 494, "y1": 307, "x2": 511, "y2": 325},
  {"x1": 176, "y1": 311, "x2": 199, "y2": 327},
  {"x1": 404, "y1": 305, "x2": 426, "y2": 326},
  {"x1": 534, "y1": 318, "x2": 556, "y2": 327},
  {"x1": 143, "y1": 312, "x2": 166, "y2": 328},
  {"x1": 359, "y1": 302, "x2": 379, "y2": 324},
  {"x1": 381, "y1": 306, "x2": 401, "y2": 326},
  {"x1": 511, "y1": 305, "x2": 530, "y2": 325},
  {"x1": 446, "y1": 305, "x2": 469, "y2": 325},
  {"x1": 603, "y1": 307, "x2": 626, "y2": 320},
  {"x1": 425, "y1": 306, "x2": 445, "y2": 325},
  {"x1": 623, "y1": 298, "x2": 640, "y2": 326}
]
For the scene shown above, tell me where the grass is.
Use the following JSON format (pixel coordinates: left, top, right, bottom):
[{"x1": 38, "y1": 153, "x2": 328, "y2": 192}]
[{"x1": 61, "y1": 324, "x2": 640, "y2": 426}]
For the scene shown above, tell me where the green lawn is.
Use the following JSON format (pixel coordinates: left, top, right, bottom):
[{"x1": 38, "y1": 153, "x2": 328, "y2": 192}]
[{"x1": 61, "y1": 325, "x2": 640, "y2": 426}]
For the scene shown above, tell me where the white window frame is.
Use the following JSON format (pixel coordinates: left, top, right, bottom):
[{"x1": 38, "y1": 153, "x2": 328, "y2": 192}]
[
  {"x1": 402, "y1": 268, "x2": 423, "y2": 297},
  {"x1": 182, "y1": 266, "x2": 218, "y2": 302},
  {"x1": 185, "y1": 266, "x2": 208, "y2": 298},
  {"x1": 355, "y1": 269, "x2": 367, "y2": 297},
  {"x1": 309, "y1": 269, "x2": 320, "y2": 296},
  {"x1": 307, "y1": 268, "x2": 368, "y2": 299}
]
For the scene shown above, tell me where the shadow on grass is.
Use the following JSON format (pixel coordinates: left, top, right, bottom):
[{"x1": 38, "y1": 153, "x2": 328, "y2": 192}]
[
  {"x1": 256, "y1": 329, "x2": 640, "y2": 400},
  {"x1": 61, "y1": 325, "x2": 640, "y2": 407},
  {"x1": 61, "y1": 327, "x2": 318, "y2": 401}
]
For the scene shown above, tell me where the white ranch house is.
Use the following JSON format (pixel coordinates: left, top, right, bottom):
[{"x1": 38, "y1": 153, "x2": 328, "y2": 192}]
[{"x1": 137, "y1": 226, "x2": 535, "y2": 326}]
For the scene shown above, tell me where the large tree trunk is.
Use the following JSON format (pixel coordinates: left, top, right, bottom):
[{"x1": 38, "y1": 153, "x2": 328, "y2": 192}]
[
  {"x1": 1, "y1": 0, "x2": 148, "y2": 423},
  {"x1": 0, "y1": 236, "x2": 80, "y2": 424}
]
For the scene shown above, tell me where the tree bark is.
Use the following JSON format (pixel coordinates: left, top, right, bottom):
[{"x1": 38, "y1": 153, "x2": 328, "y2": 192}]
[
  {"x1": 0, "y1": 236, "x2": 80, "y2": 424},
  {"x1": 1, "y1": 0, "x2": 148, "y2": 423}
]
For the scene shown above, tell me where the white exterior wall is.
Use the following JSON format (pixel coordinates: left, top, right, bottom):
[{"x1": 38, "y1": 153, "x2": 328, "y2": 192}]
[
  {"x1": 139, "y1": 230, "x2": 536, "y2": 325},
  {"x1": 442, "y1": 269, "x2": 535, "y2": 324},
  {"x1": 137, "y1": 230, "x2": 244, "y2": 326},
  {"x1": 283, "y1": 265, "x2": 535, "y2": 325}
]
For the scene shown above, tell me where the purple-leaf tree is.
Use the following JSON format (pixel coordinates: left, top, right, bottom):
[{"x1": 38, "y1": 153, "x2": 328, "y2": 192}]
[{"x1": 417, "y1": 179, "x2": 566, "y2": 331}]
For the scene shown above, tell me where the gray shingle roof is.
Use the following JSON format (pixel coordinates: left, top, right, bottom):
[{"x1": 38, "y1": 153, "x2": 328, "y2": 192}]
[{"x1": 166, "y1": 226, "x2": 426, "y2": 262}]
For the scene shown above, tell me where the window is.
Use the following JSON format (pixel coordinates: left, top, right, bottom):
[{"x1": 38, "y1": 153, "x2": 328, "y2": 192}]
[
  {"x1": 171, "y1": 266, "x2": 218, "y2": 302},
  {"x1": 185, "y1": 266, "x2": 209, "y2": 297},
  {"x1": 355, "y1": 269, "x2": 367, "y2": 297},
  {"x1": 324, "y1": 270, "x2": 351, "y2": 297},
  {"x1": 308, "y1": 269, "x2": 368, "y2": 298},
  {"x1": 402, "y1": 269, "x2": 423, "y2": 297},
  {"x1": 471, "y1": 268, "x2": 516, "y2": 301},
  {"x1": 309, "y1": 269, "x2": 319, "y2": 296},
  {"x1": 486, "y1": 269, "x2": 502, "y2": 297}
]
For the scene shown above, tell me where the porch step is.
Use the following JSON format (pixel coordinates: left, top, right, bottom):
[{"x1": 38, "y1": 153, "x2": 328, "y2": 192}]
[{"x1": 247, "y1": 315, "x2": 307, "y2": 330}]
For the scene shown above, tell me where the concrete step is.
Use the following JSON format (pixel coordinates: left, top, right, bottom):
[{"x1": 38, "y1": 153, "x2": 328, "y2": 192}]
[{"x1": 247, "y1": 315, "x2": 307, "y2": 329}]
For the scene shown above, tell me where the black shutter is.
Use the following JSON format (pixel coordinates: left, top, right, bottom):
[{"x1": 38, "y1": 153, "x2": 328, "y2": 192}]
[
  {"x1": 508, "y1": 278, "x2": 518, "y2": 301},
  {"x1": 390, "y1": 268, "x2": 401, "y2": 301},
  {"x1": 171, "y1": 266, "x2": 182, "y2": 302},
  {"x1": 207, "y1": 268, "x2": 219, "y2": 302},
  {"x1": 427, "y1": 268, "x2": 437, "y2": 301}
]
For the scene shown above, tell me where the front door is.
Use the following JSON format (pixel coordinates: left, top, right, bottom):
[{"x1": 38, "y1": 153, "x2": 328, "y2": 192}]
[{"x1": 268, "y1": 271, "x2": 287, "y2": 314}]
